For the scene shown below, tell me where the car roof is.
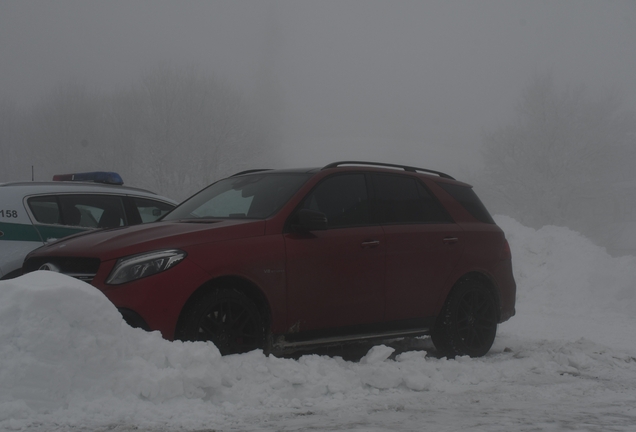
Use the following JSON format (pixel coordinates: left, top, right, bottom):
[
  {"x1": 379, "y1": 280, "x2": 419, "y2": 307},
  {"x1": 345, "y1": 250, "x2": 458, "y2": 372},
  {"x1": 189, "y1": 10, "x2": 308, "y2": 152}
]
[{"x1": 0, "y1": 181, "x2": 177, "y2": 203}]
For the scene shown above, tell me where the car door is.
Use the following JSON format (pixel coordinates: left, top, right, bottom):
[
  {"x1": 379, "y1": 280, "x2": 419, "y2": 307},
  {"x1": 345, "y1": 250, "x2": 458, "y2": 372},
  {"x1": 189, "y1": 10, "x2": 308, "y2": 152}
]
[
  {"x1": 373, "y1": 174, "x2": 464, "y2": 321},
  {"x1": 284, "y1": 173, "x2": 385, "y2": 333}
]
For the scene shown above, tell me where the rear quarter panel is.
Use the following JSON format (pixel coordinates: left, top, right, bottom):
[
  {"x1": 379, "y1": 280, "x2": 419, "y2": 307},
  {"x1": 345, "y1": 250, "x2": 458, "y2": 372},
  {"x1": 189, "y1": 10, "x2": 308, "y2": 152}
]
[
  {"x1": 421, "y1": 178, "x2": 516, "y2": 321},
  {"x1": 436, "y1": 222, "x2": 516, "y2": 322}
]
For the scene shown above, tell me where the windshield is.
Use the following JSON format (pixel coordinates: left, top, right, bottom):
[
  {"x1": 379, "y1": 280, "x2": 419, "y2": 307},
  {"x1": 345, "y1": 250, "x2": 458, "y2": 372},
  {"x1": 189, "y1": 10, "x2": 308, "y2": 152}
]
[{"x1": 163, "y1": 173, "x2": 312, "y2": 221}]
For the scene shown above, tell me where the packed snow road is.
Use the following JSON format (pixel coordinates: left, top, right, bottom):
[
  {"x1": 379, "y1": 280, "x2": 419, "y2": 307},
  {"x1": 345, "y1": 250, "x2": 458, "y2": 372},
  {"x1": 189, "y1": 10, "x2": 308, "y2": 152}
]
[{"x1": 1, "y1": 216, "x2": 636, "y2": 431}]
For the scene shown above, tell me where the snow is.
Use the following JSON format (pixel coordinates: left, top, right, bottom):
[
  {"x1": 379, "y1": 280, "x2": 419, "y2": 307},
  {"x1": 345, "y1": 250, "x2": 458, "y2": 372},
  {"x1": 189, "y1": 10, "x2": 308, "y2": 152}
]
[{"x1": 1, "y1": 216, "x2": 636, "y2": 431}]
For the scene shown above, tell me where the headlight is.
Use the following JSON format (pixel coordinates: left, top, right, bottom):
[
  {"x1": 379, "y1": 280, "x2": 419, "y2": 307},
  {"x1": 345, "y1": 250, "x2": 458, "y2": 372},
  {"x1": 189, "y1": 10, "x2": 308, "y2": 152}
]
[{"x1": 106, "y1": 249, "x2": 186, "y2": 285}]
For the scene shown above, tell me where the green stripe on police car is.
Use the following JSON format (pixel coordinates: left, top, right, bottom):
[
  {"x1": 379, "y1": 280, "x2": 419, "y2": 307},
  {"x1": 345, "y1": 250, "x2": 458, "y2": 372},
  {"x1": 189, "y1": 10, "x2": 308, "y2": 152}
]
[
  {"x1": 0, "y1": 222, "x2": 87, "y2": 243},
  {"x1": 0, "y1": 222, "x2": 42, "y2": 242}
]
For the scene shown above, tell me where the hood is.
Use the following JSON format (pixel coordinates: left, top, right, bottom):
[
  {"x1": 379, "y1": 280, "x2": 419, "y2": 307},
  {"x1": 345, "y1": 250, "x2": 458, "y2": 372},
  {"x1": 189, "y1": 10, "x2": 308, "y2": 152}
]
[{"x1": 29, "y1": 219, "x2": 267, "y2": 262}]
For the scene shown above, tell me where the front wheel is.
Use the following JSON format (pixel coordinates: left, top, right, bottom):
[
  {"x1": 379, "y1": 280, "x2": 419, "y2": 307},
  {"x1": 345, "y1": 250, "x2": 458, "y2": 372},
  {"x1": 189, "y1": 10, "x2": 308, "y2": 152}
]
[
  {"x1": 177, "y1": 288, "x2": 266, "y2": 355},
  {"x1": 431, "y1": 279, "x2": 498, "y2": 358}
]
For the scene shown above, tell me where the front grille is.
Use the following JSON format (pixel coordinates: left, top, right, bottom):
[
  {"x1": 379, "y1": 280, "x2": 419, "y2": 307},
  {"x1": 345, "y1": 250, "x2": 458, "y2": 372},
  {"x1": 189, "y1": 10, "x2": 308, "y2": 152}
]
[{"x1": 23, "y1": 257, "x2": 101, "y2": 283}]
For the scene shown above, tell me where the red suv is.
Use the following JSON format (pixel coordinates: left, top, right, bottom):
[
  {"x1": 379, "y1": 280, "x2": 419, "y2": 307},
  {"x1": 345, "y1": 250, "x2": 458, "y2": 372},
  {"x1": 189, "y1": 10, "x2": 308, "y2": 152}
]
[{"x1": 23, "y1": 162, "x2": 515, "y2": 357}]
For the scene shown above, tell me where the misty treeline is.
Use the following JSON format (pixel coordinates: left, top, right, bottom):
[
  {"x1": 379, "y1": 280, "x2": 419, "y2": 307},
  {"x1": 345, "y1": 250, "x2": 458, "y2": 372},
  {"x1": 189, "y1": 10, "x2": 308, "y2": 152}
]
[
  {"x1": 479, "y1": 73, "x2": 636, "y2": 253},
  {"x1": 0, "y1": 65, "x2": 280, "y2": 201},
  {"x1": 2, "y1": 67, "x2": 636, "y2": 253}
]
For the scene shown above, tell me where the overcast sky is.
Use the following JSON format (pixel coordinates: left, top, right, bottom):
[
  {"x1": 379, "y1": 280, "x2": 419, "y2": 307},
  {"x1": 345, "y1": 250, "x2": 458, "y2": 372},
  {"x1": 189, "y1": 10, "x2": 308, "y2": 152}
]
[{"x1": 1, "y1": 0, "x2": 635, "y2": 174}]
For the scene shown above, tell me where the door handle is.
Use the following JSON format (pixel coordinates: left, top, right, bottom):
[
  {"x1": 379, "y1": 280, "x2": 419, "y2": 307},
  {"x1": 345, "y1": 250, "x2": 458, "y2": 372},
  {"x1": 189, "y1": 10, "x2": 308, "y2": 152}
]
[
  {"x1": 361, "y1": 240, "x2": 380, "y2": 248},
  {"x1": 443, "y1": 237, "x2": 459, "y2": 244}
]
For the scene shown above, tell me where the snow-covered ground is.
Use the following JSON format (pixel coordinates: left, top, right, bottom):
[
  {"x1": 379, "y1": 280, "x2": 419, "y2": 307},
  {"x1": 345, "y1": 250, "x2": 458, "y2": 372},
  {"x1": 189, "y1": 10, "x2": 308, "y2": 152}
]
[{"x1": 1, "y1": 216, "x2": 636, "y2": 431}]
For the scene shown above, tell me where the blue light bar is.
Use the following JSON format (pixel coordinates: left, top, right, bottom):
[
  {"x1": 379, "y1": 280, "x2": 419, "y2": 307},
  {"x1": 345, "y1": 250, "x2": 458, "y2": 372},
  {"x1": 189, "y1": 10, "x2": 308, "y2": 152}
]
[{"x1": 52, "y1": 172, "x2": 124, "y2": 185}]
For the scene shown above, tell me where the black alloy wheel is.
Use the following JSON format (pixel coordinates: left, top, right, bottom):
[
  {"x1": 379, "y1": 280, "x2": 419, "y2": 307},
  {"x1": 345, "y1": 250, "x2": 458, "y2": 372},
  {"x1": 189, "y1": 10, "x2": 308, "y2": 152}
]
[
  {"x1": 178, "y1": 288, "x2": 265, "y2": 355},
  {"x1": 431, "y1": 279, "x2": 498, "y2": 358}
]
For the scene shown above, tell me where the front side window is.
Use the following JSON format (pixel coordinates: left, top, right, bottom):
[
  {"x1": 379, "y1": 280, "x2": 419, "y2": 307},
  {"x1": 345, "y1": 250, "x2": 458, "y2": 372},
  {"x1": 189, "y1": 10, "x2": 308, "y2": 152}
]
[
  {"x1": 373, "y1": 174, "x2": 451, "y2": 224},
  {"x1": 163, "y1": 173, "x2": 311, "y2": 221},
  {"x1": 133, "y1": 198, "x2": 174, "y2": 223},
  {"x1": 301, "y1": 174, "x2": 370, "y2": 229}
]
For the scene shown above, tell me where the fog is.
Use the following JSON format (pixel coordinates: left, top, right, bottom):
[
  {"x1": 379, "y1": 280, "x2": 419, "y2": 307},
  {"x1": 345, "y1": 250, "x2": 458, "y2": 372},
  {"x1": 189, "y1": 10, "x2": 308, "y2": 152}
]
[
  {"x1": 1, "y1": 1, "x2": 636, "y2": 251},
  {"x1": 3, "y1": 1, "x2": 635, "y2": 168}
]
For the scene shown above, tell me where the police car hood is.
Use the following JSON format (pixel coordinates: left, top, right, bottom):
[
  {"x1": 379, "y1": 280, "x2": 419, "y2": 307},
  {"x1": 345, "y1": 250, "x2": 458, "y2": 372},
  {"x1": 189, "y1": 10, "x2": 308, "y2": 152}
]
[{"x1": 31, "y1": 219, "x2": 266, "y2": 262}]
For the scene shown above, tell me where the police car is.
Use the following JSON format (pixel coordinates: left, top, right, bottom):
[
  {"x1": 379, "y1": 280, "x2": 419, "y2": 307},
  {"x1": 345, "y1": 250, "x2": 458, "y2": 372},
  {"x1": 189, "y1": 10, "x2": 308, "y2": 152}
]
[{"x1": 0, "y1": 172, "x2": 177, "y2": 280}]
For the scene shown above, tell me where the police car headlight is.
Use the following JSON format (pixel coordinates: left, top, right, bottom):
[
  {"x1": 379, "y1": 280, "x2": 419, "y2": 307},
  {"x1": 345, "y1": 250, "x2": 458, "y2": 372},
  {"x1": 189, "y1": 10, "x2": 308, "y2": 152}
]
[{"x1": 106, "y1": 249, "x2": 186, "y2": 285}]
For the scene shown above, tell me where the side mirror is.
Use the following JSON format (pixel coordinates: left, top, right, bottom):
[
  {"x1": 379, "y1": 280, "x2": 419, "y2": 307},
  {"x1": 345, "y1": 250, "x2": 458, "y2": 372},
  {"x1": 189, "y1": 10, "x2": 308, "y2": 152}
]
[{"x1": 295, "y1": 209, "x2": 328, "y2": 232}]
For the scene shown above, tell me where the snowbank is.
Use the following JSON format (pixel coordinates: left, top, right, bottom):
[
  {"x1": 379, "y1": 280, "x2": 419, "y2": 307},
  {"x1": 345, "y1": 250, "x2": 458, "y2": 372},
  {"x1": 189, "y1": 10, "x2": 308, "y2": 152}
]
[
  {"x1": 0, "y1": 272, "x2": 224, "y2": 424},
  {"x1": 495, "y1": 215, "x2": 636, "y2": 349},
  {"x1": 497, "y1": 215, "x2": 636, "y2": 316},
  {"x1": 1, "y1": 217, "x2": 635, "y2": 431}
]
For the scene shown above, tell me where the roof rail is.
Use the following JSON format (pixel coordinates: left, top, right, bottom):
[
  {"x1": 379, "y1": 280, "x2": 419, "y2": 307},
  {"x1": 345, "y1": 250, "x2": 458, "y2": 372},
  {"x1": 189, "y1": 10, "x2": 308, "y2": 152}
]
[
  {"x1": 322, "y1": 161, "x2": 455, "y2": 180},
  {"x1": 231, "y1": 169, "x2": 272, "y2": 177}
]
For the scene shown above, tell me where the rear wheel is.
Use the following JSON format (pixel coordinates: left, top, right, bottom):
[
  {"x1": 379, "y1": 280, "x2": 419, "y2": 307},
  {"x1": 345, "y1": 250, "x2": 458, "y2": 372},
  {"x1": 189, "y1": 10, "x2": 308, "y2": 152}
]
[
  {"x1": 431, "y1": 279, "x2": 498, "y2": 358},
  {"x1": 177, "y1": 288, "x2": 265, "y2": 355}
]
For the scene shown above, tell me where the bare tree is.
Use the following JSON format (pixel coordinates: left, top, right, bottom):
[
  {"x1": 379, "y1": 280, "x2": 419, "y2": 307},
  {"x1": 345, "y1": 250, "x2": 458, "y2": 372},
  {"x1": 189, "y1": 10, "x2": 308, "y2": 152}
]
[{"x1": 481, "y1": 73, "x2": 636, "y2": 238}]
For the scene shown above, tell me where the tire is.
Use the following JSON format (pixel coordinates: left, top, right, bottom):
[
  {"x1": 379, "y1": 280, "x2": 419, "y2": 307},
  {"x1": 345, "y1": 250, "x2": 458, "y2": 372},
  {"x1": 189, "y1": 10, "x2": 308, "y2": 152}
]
[
  {"x1": 431, "y1": 278, "x2": 498, "y2": 358},
  {"x1": 177, "y1": 288, "x2": 265, "y2": 355}
]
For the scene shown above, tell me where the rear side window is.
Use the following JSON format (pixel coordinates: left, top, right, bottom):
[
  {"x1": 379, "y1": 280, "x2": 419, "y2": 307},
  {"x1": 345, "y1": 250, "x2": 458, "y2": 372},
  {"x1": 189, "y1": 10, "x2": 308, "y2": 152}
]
[
  {"x1": 437, "y1": 183, "x2": 495, "y2": 224},
  {"x1": 28, "y1": 196, "x2": 60, "y2": 225},
  {"x1": 373, "y1": 174, "x2": 451, "y2": 224}
]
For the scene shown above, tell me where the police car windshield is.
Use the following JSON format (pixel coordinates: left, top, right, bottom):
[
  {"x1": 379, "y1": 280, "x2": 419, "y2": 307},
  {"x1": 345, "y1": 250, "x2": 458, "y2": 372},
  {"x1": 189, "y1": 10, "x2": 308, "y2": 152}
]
[{"x1": 163, "y1": 173, "x2": 311, "y2": 220}]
